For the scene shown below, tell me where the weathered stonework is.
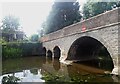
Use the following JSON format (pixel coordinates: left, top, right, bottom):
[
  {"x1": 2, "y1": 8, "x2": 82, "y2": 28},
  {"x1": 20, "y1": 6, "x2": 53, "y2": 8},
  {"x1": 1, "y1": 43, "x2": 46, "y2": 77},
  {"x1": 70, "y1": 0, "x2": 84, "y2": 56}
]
[{"x1": 40, "y1": 8, "x2": 120, "y2": 75}]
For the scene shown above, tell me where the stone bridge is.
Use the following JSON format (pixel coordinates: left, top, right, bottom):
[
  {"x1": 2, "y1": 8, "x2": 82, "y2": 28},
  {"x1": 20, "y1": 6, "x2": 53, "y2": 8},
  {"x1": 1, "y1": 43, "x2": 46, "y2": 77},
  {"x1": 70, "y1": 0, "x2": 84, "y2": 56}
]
[{"x1": 40, "y1": 8, "x2": 120, "y2": 75}]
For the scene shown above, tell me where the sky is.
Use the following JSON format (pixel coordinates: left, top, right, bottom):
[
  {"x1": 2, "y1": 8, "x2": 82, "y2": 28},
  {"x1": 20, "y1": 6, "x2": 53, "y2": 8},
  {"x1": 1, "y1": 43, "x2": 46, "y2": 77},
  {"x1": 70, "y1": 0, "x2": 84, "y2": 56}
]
[{"x1": 1, "y1": 0, "x2": 86, "y2": 37}]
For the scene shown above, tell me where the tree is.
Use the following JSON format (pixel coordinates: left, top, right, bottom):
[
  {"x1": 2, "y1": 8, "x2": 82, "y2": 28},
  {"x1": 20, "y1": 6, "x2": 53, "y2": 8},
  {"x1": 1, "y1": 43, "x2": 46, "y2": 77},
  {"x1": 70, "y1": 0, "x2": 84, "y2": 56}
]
[
  {"x1": 43, "y1": 0, "x2": 82, "y2": 34},
  {"x1": 82, "y1": 0, "x2": 120, "y2": 19},
  {"x1": 1, "y1": 15, "x2": 20, "y2": 42},
  {"x1": 29, "y1": 34, "x2": 39, "y2": 42}
]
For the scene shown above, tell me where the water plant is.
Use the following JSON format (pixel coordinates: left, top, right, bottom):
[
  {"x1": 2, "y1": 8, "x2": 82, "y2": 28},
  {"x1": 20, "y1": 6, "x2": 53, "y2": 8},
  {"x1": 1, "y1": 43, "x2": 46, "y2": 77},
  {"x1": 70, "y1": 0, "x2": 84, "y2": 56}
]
[{"x1": 2, "y1": 74, "x2": 20, "y2": 84}]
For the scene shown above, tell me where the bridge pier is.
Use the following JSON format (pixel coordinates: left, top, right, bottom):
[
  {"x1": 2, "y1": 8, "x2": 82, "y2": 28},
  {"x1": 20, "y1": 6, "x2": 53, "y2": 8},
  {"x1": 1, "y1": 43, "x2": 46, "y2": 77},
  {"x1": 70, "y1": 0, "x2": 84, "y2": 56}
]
[
  {"x1": 59, "y1": 49, "x2": 67, "y2": 62},
  {"x1": 112, "y1": 57, "x2": 119, "y2": 75}
]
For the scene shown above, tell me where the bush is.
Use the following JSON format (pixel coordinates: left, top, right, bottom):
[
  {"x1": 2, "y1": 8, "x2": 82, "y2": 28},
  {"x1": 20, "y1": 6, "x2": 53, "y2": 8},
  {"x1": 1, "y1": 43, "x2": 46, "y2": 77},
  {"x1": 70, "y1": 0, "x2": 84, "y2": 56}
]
[
  {"x1": 2, "y1": 45, "x2": 22, "y2": 59},
  {"x1": 2, "y1": 42, "x2": 42, "y2": 59}
]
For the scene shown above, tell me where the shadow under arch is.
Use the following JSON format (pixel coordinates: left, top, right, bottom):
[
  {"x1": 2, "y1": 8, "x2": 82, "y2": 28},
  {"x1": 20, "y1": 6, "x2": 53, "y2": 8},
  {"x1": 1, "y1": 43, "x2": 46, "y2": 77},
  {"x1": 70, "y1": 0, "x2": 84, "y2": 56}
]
[
  {"x1": 53, "y1": 46, "x2": 61, "y2": 59},
  {"x1": 41, "y1": 47, "x2": 46, "y2": 56},
  {"x1": 47, "y1": 50, "x2": 52, "y2": 58},
  {"x1": 67, "y1": 36, "x2": 114, "y2": 71}
]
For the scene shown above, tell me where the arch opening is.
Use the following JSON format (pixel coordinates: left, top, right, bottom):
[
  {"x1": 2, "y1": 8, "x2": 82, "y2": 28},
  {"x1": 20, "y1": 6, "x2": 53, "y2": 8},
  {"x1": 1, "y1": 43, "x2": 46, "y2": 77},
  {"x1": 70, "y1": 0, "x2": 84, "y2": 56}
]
[
  {"x1": 53, "y1": 46, "x2": 61, "y2": 59},
  {"x1": 41, "y1": 47, "x2": 46, "y2": 56},
  {"x1": 67, "y1": 36, "x2": 114, "y2": 71},
  {"x1": 47, "y1": 50, "x2": 52, "y2": 57}
]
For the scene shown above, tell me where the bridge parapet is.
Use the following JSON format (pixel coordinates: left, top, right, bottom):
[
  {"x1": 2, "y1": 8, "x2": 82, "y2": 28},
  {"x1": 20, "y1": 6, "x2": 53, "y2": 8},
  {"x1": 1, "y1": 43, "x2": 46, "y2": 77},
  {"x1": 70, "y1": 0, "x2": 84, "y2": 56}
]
[
  {"x1": 40, "y1": 8, "x2": 119, "y2": 42},
  {"x1": 63, "y1": 8, "x2": 118, "y2": 36}
]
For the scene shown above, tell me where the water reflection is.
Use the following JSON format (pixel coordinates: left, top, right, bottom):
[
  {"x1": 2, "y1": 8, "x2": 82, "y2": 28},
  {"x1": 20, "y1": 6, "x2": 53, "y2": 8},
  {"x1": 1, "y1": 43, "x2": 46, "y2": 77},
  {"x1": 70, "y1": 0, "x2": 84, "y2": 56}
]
[
  {"x1": 0, "y1": 69, "x2": 45, "y2": 83},
  {"x1": 1, "y1": 57, "x2": 120, "y2": 83},
  {"x1": 76, "y1": 59, "x2": 113, "y2": 71},
  {"x1": 45, "y1": 56, "x2": 52, "y2": 64},
  {"x1": 52, "y1": 58, "x2": 60, "y2": 71},
  {"x1": 67, "y1": 63, "x2": 114, "y2": 82}
]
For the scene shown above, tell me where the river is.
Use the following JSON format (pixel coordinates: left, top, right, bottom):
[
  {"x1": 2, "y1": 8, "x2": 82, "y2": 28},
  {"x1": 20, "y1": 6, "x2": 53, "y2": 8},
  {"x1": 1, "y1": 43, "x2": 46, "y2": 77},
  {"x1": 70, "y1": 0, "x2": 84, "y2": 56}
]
[{"x1": 0, "y1": 56, "x2": 120, "y2": 83}]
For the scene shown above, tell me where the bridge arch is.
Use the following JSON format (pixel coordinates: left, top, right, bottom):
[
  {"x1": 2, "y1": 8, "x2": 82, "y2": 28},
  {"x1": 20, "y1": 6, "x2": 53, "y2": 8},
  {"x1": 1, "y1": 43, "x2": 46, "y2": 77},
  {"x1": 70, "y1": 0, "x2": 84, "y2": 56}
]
[
  {"x1": 67, "y1": 36, "x2": 114, "y2": 71},
  {"x1": 47, "y1": 50, "x2": 52, "y2": 57},
  {"x1": 41, "y1": 47, "x2": 46, "y2": 56},
  {"x1": 53, "y1": 46, "x2": 61, "y2": 58}
]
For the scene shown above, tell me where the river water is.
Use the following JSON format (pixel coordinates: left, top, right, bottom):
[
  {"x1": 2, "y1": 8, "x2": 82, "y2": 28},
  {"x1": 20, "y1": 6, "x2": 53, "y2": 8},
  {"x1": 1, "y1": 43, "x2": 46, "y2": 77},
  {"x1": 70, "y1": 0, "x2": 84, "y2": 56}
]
[{"x1": 0, "y1": 56, "x2": 120, "y2": 83}]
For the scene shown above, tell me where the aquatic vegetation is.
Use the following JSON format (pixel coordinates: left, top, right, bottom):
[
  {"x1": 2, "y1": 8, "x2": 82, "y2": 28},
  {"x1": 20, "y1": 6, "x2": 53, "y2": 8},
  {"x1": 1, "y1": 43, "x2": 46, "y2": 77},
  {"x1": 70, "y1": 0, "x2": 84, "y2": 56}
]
[
  {"x1": 42, "y1": 71, "x2": 70, "y2": 83},
  {"x1": 42, "y1": 71, "x2": 96, "y2": 83},
  {"x1": 42, "y1": 73, "x2": 63, "y2": 82},
  {"x1": 42, "y1": 71, "x2": 115, "y2": 83},
  {"x1": 2, "y1": 74, "x2": 20, "y2": 84}
]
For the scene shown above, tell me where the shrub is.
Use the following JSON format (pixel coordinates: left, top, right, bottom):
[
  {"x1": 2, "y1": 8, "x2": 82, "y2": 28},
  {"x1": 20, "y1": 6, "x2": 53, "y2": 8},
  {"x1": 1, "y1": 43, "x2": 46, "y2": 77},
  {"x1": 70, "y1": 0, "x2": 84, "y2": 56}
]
[
  {"x1": 2, "y1": 45, "x2": 22, "y2": 59},
  {"x1": 2, "y1": 42, "x2": 42, "y2": 59}
]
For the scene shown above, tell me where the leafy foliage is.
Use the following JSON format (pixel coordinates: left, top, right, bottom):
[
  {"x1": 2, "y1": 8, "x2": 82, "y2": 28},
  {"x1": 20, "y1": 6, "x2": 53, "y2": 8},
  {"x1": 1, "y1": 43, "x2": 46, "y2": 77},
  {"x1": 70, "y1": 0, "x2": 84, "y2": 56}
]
[
  {"x1": 1, "y1": 15, "x2": 25, "y2": 42},
  {"x1": 2, "y1": 42, "x2": 42, "y2": 59},
  {"x1": 29, "y1": 34, "x2": 39, "y2": 42},
  {"x1": 2, "y1": 74, "x2": 20, "y2": 84},
  {"x1": 43, "y1": 0, "x2": 82, "y2": 34},
  {"x1": 1, "y1": 16, "x2": 20, "y2": 41},
  {"x1": 82, "y1": 0, "x2": 120, "y2": 19},
  {"x1": 2, "y1": 44, "x2": 22, "y2": 59},
  {"x1": 2, "y1": 15, "x2": 20, "y2": 31}
]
